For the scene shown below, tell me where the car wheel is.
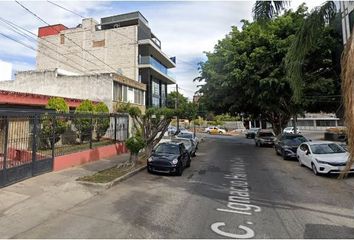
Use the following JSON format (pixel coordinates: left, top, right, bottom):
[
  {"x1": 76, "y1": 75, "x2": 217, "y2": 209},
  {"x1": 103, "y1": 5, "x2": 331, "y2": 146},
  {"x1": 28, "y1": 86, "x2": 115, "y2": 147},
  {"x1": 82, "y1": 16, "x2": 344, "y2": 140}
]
[
  {"x1": 219, "y1": 131, "x2": 223, "y2": 134},
  {"x1": 298, "y1": 157, "x2": 304, "y2": 167},
  {"x1": 282, "y1": 150, "x2": 288, "y2": 160},
  {"x1": 186, "y1": 158, "x2": 191, "y2": 168},
  {"x1": 192, "y1": 151, "x2": 196, "y2": 157},
  {"x1": 255, "y1": 141, "x2": 258, "y2": 147},
  {"x1": 275, "y1": 146, "x2": 280, "y2": 155},
  {"x1": 311, "y1": 163, "x2": 318, "y2": 175},
  {"x1": 147, "y1": 167, "x2": 153, "y2": 174},
  {"x1": 176, "y1": 164, "x2": 183, "y2": 176}
]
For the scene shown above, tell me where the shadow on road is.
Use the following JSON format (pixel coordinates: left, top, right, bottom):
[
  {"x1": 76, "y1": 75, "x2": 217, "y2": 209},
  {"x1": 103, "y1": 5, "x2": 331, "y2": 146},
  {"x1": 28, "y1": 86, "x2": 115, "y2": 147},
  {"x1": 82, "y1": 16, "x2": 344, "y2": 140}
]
[{"x1": 303, "y1": 224, "x2": 354, "y2": 239}]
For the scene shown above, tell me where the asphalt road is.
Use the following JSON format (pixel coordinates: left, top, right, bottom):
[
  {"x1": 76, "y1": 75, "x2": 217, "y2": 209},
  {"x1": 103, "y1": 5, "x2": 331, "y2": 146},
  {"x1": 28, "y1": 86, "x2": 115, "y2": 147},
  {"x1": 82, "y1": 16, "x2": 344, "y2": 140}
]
[{"x1": 15, "y1": 134, "x2": 354, "y2": 238}]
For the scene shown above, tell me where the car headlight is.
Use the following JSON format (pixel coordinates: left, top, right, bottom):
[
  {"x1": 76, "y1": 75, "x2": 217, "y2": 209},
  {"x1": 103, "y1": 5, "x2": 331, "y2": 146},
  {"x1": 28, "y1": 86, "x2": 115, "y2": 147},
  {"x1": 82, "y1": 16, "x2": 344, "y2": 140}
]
[
  {"x1": 172, "y1": 159, "x2": 178, "y2": 165},
  {"x1": 315, "y1": 158, "x2": 328, "y2": 164},
  {"x1": 148, "y1": 157, "x2": 153, "y2": 162}
]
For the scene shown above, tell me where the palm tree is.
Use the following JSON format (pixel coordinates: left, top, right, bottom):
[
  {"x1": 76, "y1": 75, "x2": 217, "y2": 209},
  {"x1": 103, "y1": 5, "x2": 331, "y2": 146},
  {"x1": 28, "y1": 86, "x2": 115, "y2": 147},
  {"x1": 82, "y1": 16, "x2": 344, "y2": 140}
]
[
  {"x1": 253, "y1": 1, "x2": 289, "y2": 21},
  {"x1": 253, "y1": 1, "x2": 354, "y2": 178}
]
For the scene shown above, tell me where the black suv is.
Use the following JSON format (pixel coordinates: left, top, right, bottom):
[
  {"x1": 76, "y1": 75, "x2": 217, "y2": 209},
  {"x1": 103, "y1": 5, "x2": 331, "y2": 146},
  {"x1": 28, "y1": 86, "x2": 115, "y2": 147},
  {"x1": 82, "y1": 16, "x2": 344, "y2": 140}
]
[{"x1": 274, "y1": 134, "x2": 308, "y2": 160}]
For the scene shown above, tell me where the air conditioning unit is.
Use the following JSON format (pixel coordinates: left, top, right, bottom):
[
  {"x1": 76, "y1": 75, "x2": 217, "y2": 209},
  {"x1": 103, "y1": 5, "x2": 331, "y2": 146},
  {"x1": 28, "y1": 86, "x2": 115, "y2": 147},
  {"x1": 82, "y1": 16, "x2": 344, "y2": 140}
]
[{"x1": 113, "y1": 23, "x2": 120, "y2": 28}]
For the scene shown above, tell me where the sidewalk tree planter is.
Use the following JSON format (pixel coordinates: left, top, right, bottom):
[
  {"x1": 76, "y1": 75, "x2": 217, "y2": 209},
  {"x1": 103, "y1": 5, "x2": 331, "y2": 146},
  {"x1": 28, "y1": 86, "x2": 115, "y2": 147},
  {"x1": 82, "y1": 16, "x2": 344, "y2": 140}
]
[{"x1": 116, "y1": 103, "x2": 176, "y2": 158}]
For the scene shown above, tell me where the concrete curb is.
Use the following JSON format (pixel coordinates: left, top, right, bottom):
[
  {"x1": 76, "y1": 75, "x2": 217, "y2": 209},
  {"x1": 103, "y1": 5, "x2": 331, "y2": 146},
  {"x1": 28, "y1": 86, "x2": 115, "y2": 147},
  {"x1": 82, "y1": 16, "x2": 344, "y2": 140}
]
[{"x1": 77, "y1": 165, "x2": 147, "y2": 189}]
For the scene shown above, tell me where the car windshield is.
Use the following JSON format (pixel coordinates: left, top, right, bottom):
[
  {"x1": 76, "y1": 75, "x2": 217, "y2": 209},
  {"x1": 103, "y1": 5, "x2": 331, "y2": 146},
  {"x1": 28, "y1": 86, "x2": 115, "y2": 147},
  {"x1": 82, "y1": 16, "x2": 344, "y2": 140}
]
[
  {"x1": 259, "y1": 132, "x2": 274, "y2": 137},
  {"x1": 173, "y1": 139, "x2": 191, "y2": 148},
  {"x1": 310, "y1": 143, "x2": 346, "y2": 154},
  {"x1": 155, "y1": 144, "x2": 180, "y2": 155},
  {"x1": 283, "y1": 136, "x2": 307, "y2": 145},
  {"x1": 178, "y1": 133, "x2": 193, "y2": 139}
]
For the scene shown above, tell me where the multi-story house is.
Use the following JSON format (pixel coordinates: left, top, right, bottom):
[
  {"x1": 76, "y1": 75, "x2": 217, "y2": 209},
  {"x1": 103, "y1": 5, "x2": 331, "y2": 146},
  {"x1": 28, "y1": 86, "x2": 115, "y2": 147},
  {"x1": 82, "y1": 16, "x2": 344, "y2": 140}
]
[{"x1": 36, "y1": 11, "x2": 176, "y2": 108}]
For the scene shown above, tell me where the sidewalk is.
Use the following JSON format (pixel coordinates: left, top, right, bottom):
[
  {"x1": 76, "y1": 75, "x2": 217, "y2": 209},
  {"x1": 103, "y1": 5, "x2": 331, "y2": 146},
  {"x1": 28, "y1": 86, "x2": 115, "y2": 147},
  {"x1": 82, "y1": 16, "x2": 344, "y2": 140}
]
[{"x1": 0, "y1": 153, "x2": 130, "y2": 239}]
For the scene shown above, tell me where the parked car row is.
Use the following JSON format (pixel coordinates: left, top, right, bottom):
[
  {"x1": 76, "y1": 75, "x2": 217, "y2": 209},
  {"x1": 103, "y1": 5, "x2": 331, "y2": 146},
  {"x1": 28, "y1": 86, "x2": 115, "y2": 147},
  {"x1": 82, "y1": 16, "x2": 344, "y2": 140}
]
[
  {"x1": 147, "y1": 130, "x2": 199, "y2": 176},
  {"x1": 245, "y1": 126, "x2": 301, "y2": 139},
  {"x1": 251, "y1": 130, "x2": 354, "y2": 176}
]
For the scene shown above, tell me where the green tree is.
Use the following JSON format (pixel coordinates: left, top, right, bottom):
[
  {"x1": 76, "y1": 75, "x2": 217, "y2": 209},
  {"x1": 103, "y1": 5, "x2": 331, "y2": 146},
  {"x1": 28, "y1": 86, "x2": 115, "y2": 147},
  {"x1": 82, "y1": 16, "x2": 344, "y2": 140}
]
[
  {"x1": 116, "y1": 103, "x2": 176, "y2": 158},
  {"x1": 94, "y1": 102, "x2": 110, "y2": 141},
  {"x1": 196, "y1": 6, "x2": 341, "y2": 134},
  {"x1": 74, "y1": 100, "x2": 94, "y2": 142},
  {"x1": 40, "y1": 97, "x2": 69, "y2": 149},
  {"x1": 125, "y1": 136, "x2": 145, "y2": 164},
  {"x1": 166, "y1": 91, "x2": 188, "y2": 109}
]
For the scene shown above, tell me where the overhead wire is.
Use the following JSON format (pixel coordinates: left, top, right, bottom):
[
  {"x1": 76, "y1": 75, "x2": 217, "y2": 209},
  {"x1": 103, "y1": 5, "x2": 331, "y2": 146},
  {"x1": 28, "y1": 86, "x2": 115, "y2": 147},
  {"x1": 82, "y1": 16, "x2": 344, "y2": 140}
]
[
  {"x1": 0, "y1": 30, "x2": 86, "y2": 74},
  {"x1": 15, "y1": 0, "x2": 118, "y2": 73},
  {"x1": 0, "y1": 16, "x2": 98, "y2": 74},
  {"x1": 47, "y1": 0, "x2": 86, "y2": 19}
]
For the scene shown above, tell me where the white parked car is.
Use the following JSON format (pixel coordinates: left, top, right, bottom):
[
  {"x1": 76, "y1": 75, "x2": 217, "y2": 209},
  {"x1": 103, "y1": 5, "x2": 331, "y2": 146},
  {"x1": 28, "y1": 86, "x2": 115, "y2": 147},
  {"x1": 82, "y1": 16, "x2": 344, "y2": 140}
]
[
  {"x1": 297, "y1": 141, "x2": 354, "y2": 175},
  {"x1": 283, "y1": 127, "x2": 301, "y2": 134}
]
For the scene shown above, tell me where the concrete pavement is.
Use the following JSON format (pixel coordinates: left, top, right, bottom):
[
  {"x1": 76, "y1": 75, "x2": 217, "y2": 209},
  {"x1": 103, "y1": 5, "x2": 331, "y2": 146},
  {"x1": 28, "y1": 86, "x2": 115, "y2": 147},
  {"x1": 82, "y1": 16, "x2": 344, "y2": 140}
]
[
  {"x1": 4, "y1": 135, "x2": 354, "y2": 238},
  {"x1": 0, "y1": 153, "x2": 130, "y2": 239}
]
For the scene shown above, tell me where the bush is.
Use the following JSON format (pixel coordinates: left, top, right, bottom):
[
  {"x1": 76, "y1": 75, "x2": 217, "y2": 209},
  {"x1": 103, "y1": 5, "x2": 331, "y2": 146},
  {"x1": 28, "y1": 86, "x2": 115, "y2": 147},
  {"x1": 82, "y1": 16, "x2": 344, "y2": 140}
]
[
  {"x1": 74, "y1": 100, "x2": 94, "y2": 142},
  {"x1": 46, "y1": 97, "x2": 69, "y2": 112},
  {"x1": 125, "y1": 136, "x2": 145, "y2": 154},
  {"x1": 40, "y1": 97, "x2": 69, "y2": 149},
  {"x1": 94, "y1": 102, "x2": 110, "y2": 141}
]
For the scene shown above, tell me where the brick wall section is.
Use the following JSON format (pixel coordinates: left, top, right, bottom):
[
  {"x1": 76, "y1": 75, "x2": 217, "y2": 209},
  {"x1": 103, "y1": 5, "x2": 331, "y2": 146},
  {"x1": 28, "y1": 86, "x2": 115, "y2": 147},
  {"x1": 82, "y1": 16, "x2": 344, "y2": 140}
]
[{"x1": 53, "y1": 142, "x2": 128, "y2": 171}]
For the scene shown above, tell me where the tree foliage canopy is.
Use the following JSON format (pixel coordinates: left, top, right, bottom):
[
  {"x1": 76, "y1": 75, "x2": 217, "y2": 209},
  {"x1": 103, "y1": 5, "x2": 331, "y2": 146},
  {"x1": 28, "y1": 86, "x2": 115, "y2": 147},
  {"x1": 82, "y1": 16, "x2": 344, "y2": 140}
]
[{"x1": 196, "y1": 5, "x2": 342, "y2": 134}]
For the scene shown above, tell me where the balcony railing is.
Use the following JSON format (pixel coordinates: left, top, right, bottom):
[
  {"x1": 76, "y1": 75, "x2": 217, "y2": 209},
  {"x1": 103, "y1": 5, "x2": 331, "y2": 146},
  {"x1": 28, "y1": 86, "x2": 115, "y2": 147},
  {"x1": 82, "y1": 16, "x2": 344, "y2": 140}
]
[{"x1": 139, "y1": 56, "x2": 175, "y2": 79}]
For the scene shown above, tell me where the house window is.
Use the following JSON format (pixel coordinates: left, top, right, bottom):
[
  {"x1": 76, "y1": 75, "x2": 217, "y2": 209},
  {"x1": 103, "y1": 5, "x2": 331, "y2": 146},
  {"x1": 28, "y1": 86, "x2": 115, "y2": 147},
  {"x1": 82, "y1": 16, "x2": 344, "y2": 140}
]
[
  {"x1": 316, "y1": 120, "x2": 336, "y2": 127},
  {"x1": 113, "y1": 82, "x2": 122, "y2": 101},
  {"x1": 127, "y1": 87, "x2": 134, "y2": 103},
  {"x1": 161, "y1": 83, "x2": 166, "y2": 107},
  {"x1": 152, "y1": 96, "x2": 160, "y2": 107},
  {"x1": 152, "y1": 79, "x2": 160, "y2": 96},
  {"x1": 122, "y1": 86, "x2": 127, "y2": 102}
]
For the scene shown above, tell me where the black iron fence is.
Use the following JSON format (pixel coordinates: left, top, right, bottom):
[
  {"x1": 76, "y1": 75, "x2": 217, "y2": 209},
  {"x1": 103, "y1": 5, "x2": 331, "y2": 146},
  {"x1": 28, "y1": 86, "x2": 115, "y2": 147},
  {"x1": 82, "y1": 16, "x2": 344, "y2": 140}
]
[{"x1": 0, "y1": 111, "x2": 129, "y2": 187}]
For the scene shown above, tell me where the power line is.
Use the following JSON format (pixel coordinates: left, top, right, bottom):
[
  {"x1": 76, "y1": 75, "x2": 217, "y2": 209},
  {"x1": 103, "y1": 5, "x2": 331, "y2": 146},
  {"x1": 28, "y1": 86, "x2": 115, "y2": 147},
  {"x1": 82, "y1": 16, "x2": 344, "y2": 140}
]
[
  {"x1": 15, "y1": 0, "x2": 118, "y2": 73},
  {"x1": 0, "y1": 16, "x2": 96, "y2": 74},
  {"x1": 47, "y1": 1, "x2": 86, "y2": 19},
  {"x1": 0, "y1": 30, "x2": 85, "y2": 74}
]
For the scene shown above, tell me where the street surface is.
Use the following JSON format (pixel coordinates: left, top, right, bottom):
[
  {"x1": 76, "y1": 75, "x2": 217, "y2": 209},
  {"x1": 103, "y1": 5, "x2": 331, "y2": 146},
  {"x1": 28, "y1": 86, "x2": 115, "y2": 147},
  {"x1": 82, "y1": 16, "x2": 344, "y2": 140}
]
[{"x1": 14, "y1": 134, "x2": 354, "y2": 238}]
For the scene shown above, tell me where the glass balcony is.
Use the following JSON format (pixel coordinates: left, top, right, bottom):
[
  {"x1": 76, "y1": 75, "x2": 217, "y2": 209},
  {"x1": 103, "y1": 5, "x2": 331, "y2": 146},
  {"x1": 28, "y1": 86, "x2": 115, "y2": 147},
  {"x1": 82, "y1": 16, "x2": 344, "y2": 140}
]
[{"x1": 139, "y1": 56, "x2": 175, "y2": 79}]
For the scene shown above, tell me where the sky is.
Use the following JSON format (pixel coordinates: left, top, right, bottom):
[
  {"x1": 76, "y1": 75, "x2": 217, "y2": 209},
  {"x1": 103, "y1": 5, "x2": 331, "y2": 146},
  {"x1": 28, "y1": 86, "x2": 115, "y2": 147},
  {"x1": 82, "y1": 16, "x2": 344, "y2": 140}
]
[{"x1": 0, "y1": 0, "x2": 326, "y2": 100}]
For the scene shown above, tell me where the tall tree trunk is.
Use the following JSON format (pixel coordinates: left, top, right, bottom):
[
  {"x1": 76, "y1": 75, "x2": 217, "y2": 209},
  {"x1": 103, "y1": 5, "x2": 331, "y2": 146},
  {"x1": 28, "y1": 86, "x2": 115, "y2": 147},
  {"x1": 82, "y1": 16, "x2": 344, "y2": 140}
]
[
  {"x1": 340, "y1": 31, "x2": 354, "y2": 178},
  {"x1": 144, "y1": 142, "x2": 154, "y2": 159},
  {"x1": 130, "y1": 152, "x2": 138, "y2": 165}
]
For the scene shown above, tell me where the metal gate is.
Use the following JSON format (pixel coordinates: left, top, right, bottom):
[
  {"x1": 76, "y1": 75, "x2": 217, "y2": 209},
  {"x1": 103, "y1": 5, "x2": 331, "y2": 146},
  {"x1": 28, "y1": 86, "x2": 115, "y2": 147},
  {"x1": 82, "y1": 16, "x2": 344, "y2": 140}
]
[{"x1": 0, "y1": 113, "x2": 54, "y2": 187}]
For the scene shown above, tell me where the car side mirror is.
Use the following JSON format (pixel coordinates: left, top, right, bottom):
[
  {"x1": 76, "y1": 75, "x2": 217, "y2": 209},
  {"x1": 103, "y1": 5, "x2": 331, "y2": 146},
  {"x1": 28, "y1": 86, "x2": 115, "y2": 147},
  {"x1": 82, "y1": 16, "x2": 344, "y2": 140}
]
[
  {"x1": 152, "y1": 149, "x2": 155, "y2": 153},
  {"x1": 309, "y1": 139, "x2": 312, "y2": 142}
]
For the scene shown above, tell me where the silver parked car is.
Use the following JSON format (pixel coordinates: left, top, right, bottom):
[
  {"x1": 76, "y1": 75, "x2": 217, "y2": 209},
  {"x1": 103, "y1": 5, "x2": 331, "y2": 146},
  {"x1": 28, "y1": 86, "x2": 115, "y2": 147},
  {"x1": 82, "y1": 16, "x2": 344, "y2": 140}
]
[{"x1": 172, "y1": 137, "x2": 196, "y2": 157}]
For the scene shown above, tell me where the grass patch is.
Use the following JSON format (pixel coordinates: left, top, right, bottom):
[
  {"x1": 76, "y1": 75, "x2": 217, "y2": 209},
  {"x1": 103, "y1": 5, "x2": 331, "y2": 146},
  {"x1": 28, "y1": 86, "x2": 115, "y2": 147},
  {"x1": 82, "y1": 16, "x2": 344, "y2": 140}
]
[{"x1": 76, "y1": 162, "x2": 144, "y2": 183}]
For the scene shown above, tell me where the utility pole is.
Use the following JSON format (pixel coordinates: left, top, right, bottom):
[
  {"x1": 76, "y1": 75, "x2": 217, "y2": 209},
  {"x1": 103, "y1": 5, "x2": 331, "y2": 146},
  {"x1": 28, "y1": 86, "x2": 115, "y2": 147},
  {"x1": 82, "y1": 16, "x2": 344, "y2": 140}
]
[{"x1": 176, "y1": 84, "x2": 179, "y2": 134}]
